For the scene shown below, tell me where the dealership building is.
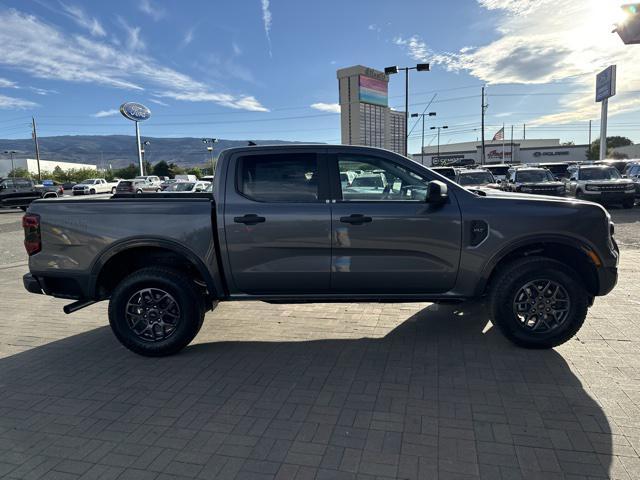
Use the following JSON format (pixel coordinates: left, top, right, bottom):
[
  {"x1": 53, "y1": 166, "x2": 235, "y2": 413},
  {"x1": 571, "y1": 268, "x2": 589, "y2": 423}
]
[
  {"x1": 0, "y1": 158, "x2": 97, "y2": 178},
  {"x1": 412, "y1": 139, "x2": 589, "y2": 166},
  {"x1": 337, "y1": 65, "x2": 407, "y2": 155}
]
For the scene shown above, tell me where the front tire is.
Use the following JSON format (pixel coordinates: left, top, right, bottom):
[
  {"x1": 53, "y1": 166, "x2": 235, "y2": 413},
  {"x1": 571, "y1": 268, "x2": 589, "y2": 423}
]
[
  {"x1": 90, "y1": 188, "x2": 96, "y2": 195},
  {"x1": 489, "y1": 257, "x2": 589, "y2": 349},
  {"x1": 108, "y1": 267, "x2": 207, "y2": 356}
]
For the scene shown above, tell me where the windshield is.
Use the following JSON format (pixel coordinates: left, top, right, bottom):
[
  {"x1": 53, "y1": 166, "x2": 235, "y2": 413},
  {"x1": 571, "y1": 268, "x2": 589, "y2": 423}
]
[
  {"x1": 486, "y1": 166, "x2": 509, "y2": 176},
  {"x1": 83, "y1": 179, "x2": 97, "y2": 183},
  {"x1": 458, "y1": 172, "x2": 495, "y2": 185},
  {"x1": 351, "y1": 176, "x2": 383, "y2": 187},
  {"x1": 516, "y1": 170, "x2": 554, "y2": 183},
  {"x1": 581, "y1": 167, "x2": 621, "y2": 180}
]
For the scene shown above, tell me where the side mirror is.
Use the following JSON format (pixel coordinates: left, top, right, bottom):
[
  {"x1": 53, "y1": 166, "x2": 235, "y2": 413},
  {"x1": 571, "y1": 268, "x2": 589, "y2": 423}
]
[
  {"x1": 425, "y1": 180, "x2": 448, "y2": 204},
  {"x1": 496, "y1": 179, "x2": 502, "y2": 184}
]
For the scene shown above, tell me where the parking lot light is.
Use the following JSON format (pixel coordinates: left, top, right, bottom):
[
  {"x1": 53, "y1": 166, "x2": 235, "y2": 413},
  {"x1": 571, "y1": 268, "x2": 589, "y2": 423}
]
[
  {"x1": 384, "y1": 64, "x2": 431, "y2": 156},
  {"x1": 3, "y1": 150, "x2": 17, "y2": 180},
  {"x1": 430, "y1": 125, "x2": 448, "y2": 160}
]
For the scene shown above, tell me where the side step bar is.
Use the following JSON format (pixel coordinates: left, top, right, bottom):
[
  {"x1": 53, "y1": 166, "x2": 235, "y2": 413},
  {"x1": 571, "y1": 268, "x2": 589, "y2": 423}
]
[{"x1": 63, "y1": 299, "x2": 97, "y2": 314}]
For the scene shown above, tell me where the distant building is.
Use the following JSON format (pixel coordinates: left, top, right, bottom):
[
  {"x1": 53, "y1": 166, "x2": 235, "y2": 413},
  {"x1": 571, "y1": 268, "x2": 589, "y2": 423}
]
[
  {"x1": 612, "y1": 144, "x2": 640, "y2": 159},
  {"x1": 412, "y1": 139, "x2": 589, "y2": 166},
  {"x1": 0, "y1": 158, "x2": 97, "y2": 178},
  {"x1": 337, "y1": 65, "x2": 407, "y2": 155}
]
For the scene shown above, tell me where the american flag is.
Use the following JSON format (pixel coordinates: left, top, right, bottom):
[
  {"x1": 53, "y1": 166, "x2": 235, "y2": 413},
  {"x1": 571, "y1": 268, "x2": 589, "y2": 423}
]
[{"x1": 493, "y1": 127, "x2": 504, "y2": 141}]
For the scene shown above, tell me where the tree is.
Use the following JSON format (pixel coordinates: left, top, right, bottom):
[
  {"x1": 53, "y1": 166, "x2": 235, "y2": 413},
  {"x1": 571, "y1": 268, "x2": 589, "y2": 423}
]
[
  {"x1": 186, "y1": 167, "x2": 202, "y2": 178},
  {"x1": 7, "y1": 167, "x2": 31, "y2": 179},
  {"x1": 587, "y1": 136, "x2": 633, "y2": 160},
  {"x1": 168, "y1": 163, "x2": 184, "y2": 177},
  {"x1": 152, "y1": 160, "x2": 170, "y2": 177},
  {"x1": 112, "y1": 164, "x2": 139, "y2": 180},
  {"x1": 610, "y1": 151, "x2": 629, "y2": 160}
]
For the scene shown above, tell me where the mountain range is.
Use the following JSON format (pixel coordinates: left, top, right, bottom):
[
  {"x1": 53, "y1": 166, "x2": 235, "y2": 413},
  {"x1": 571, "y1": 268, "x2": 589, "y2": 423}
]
[{"x1": 0, "y1": 135, "x2": 312, "y2": 169}]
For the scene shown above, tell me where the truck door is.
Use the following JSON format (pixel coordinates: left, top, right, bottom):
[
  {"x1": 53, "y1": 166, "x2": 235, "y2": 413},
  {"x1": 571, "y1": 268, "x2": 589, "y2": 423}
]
[
  {"x1": 223, "y1": 150, "x2": 332, "y2": 295},
  {"x1": 328, "y1": 151, "x2": 462, "y2": 294}
]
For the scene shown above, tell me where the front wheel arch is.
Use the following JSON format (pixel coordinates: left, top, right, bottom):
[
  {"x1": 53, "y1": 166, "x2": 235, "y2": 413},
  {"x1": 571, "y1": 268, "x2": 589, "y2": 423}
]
[{"x1": 480, "y1": 240, "x2": 600, "y2": 298}]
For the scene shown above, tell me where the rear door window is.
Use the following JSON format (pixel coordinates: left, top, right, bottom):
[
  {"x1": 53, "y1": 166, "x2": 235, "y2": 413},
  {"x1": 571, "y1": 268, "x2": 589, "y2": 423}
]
[{"x1": 237, "y1": 153, "x2": 320, "y2": 203}]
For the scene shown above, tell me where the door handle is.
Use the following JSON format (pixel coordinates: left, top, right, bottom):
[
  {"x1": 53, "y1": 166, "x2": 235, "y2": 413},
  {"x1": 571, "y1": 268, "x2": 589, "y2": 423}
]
[
  {"x1": 340, "y1": 214, "x2": 372, "y2": 225},
  {"x1": 234, "y1": 214, "x2": 266, "y2": 225}
]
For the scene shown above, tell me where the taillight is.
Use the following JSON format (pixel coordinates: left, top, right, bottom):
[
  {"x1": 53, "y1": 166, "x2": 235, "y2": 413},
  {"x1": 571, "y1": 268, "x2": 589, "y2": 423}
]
[{"x1": 22, "y1": 213, "x2": 41, "y2": 255}]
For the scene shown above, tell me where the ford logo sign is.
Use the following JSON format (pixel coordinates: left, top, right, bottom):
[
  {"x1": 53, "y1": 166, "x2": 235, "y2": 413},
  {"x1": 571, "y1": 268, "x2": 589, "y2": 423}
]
[{"x1": 119, "y1": 102, "x2": 151, "y2": 122}]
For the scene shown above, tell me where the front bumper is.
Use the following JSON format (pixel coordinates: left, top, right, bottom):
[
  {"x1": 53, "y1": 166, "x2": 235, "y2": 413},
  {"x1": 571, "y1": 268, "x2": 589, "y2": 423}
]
[
  {"x1": 596, "y1": 266, "x2": 618, "y2": 296},
  {"x1": 581, "y1": 190, "x2": 635, "y2": 203}
]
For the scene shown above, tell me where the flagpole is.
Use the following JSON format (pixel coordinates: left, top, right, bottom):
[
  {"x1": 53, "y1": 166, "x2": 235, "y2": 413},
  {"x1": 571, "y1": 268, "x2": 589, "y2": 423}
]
[{"x1": 501, "y1": 123, "x2": 505, "y2": 162}]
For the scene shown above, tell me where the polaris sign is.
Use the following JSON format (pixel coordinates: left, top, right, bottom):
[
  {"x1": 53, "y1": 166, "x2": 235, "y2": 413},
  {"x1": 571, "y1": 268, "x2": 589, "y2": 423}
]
[{"x1": 119, "y1": 102, "x2": 152, "y2": 122}]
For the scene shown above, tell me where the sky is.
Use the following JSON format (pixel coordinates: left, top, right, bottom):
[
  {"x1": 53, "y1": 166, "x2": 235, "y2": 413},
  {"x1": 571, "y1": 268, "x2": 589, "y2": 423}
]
[{"x1": 0, "y1": 0, "x2": 639, "y2": 154}]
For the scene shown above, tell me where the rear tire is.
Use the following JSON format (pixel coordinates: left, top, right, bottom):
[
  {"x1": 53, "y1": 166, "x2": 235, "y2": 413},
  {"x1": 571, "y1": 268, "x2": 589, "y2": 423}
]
[
  {"x1": 136, "y1": 189, "x2": 143, "y2": 194},
  {"x1": 623, "y1": 198, "x2": 634, "y2": 209},
  {"x1": 111, "y1": 187, "x2": 117, "y2": 194},
  {"x1": 108, "y1": 267, "x2": 208, "y2": 356},
  {"x1": 19, "y1": 206, "x2": 27, "y2": 211},
  {"x1": 488, "y1": 256, "x2": 589, "y2": 349}
]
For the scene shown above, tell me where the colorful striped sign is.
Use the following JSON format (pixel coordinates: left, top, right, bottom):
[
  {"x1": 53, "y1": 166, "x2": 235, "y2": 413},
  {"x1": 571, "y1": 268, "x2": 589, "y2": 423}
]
[{"x1": 359, "y1": 75, "x2": 388, "y2": 107}]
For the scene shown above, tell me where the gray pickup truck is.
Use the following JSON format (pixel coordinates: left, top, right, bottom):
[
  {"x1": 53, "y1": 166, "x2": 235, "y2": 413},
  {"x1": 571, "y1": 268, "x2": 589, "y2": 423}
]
[{"x1": 22, "y1": 145, "x2": 619, "y2": 356}]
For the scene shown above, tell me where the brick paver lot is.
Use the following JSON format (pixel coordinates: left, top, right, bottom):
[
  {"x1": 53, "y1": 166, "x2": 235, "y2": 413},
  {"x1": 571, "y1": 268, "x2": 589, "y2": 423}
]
[{"x1": 0, "y1": 210, "x2": 639, "y2": 479}]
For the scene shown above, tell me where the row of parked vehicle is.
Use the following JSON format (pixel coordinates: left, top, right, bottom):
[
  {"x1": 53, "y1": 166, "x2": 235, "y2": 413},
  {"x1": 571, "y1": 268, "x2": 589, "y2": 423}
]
[
  {"x1": 431, "y1": 159, "x2": 640, "y2": 208},
  {"x1": 0, "y1": 173, "x2": 214, "y2": 210}
]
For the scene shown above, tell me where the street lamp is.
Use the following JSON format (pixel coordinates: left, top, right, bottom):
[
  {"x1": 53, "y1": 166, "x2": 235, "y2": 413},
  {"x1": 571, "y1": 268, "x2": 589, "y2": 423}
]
[
  {"x1": 3, "y1": 150, "x2": 17, "y2": 181},
  {"x1": 141, "y1": 141, "x2": 150, "y2": 174},
  {"x1": 411, "y1": 112, "x2": 436, "y2": 164},
  {"x1": 430, "y1": 125, "x2": 449, "y2": 160},
  {"x1": 384, "y1": 63, "x2": 430, "y2": 157},
  {"x1": 202, "y1": 138, "x2": 218, "y2": 175}
]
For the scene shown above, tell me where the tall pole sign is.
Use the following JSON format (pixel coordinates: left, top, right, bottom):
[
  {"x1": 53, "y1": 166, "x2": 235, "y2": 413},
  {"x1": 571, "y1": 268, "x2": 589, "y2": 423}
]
[
  {"x1": 119, "y1": 102, "x2": 151, "y2": 176},
  {"x1": 595, "y1": 66, "x2": 616, "y2": 160}
]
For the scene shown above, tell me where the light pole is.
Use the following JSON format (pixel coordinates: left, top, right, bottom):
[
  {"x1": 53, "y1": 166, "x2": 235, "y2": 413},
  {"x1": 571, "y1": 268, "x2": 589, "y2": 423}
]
[
  {"x1": 3, "y1": 150, "x2": 17, "y2": 181},
  {"x1": 430, "y1": 126, "x2": 448, "y2": 161},
  {"x1": 410, "y1": 112, "x2": 436, "y2": 164},
  {"x1": 201, "y1": 138, "x2": 218, "y2": 175},
  {"x1": 141, "y1": 141, "x2": 150, "y2": 174},
  {"x1": 384, "y1": 63, "x2": 430, "y2": 157}
]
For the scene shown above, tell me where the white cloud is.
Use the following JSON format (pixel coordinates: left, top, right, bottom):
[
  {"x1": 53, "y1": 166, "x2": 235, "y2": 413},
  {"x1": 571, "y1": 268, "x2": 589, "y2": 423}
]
[
  {"x1": 395, "y1": 0, "x2": 640, "y2": 125},
  {"x1": 117, "y1": 16, "x2": 145, "y2": 51},
  {"x1": 0, "y1": 94, "x2": 38, "y2": 109},
  {"x1": 0, "y1": 9, "x2": 268, "y2": 112},
  {"x1": 261, "y1": 0, "x2": 273, "y2": 57},
  {"x1": 182, "y1": 27, "x2": 195, "y2": 47},
  {"x1": 0, "y1": 78, "x2": 17, "y2": 88},
  {"x1": 139, "y1": 0, "x2": 165, "y2": 21},
  {"x1": 59, "y1": 2, "x2": 105, "y2": 37},
  {"x1": 92, "y1": 109, "x2": 119, "y2": 118},
  {"x1": 310, "y1": 102, "x2": 341, "y2": 113},
  {"x1": 149, "y1": 98, "x2": 169, "y2": 106},
  {"x1": 232, "y1": 42, "x2": 242, "y2": 56}
]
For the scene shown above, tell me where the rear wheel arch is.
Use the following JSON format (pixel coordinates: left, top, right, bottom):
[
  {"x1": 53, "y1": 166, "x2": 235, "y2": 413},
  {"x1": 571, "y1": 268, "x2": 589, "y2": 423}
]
[
  {"x1": 92, "y1": 241, "x2": 220, "y2": 306},
  {"x1": 480, "y1": 239, "x2": 600, "y2": 297}
]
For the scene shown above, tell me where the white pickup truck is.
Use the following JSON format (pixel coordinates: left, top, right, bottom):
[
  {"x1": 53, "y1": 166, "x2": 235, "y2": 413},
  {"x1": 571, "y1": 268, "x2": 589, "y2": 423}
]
[{"x1": 72, "y1": 178, "x2": 119, "y2": 195}]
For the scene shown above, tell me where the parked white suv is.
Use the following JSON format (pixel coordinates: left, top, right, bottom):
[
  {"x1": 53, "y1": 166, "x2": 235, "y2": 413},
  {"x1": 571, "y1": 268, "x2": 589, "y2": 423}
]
[
  {"x1": 72, "y1": 178, "x2": 119, "y2": 195},
  {"x1": 134, "y1": 176, "x2": 162, "y2": 189}
]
